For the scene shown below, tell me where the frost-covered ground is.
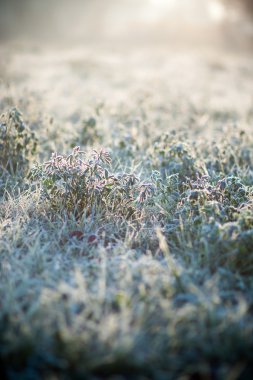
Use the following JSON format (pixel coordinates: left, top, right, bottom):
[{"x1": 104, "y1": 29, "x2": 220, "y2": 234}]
[{"x1": 1, "y1": 41, "x2": 253, "y2": 379}]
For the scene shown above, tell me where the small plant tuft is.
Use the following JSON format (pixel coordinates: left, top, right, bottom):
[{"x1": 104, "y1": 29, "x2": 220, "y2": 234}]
[
  {"x1": 32, "y1": 146, "x2": 154, "y2": 218},
  {"x1": 0, "y1": 107, "x2": 37, "y2": 175}
]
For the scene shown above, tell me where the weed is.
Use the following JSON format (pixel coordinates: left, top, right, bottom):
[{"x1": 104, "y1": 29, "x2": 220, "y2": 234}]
[
  {"x1": 0, "y1": 108, "x2": 37, "y2": 175},
  {"x1": 32, "y1": 146, "x2": 154, "y2": 219}
]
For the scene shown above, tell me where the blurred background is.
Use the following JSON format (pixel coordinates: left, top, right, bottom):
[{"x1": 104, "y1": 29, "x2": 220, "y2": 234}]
[
  {"x1": 0, "y1": 0, "x2": 252, "y2": 145},
  {"x1": 0, "y1": 0, "x2": 252, "y2": 49}
]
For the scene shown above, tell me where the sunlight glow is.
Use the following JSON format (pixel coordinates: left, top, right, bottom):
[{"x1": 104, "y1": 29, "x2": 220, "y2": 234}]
[
  {"x1": 149, "y1": 0, "x2": 176, "y2": 10},
  {"x1": 145, "y1": 0, "x2": 177, "y2": 22},
  {"x1": 208, "y1": 1, "x2": 226, "y2": 22},
  {"x1": 145, "y1": 0, "x2": 225, "y2": 24}
]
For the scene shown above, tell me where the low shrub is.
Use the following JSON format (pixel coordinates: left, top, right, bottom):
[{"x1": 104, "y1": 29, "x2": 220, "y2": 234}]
[
  {"x1": 149, "y1": 131, "x2": 206, "y2": 182},
  {"x1": 0, "y1": 108, "x2": 37, "y2": 175},
  {"x1": 32, "y1": 146, "x2": 154, "y2": 218},
  {"x1": 205, "y1": 131, "x2": 253, "y2": 177}
]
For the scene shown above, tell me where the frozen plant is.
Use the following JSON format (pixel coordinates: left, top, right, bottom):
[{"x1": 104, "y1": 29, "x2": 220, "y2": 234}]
[
  {"x1": 33, "y1": 146, "x2": 154, "y2": 218},
  {"x1": 0, "y1": 108, "x2": 37, "y2": 175}
]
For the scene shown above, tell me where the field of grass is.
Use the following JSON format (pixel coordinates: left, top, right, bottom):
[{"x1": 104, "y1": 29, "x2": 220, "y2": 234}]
[{"x1": 1, "y1": 41, "x2": 253, "y2": 379}]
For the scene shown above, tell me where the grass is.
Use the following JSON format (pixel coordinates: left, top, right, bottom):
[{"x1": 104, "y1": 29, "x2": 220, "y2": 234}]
[{"x1": 0, "y1": 43, "x2": 253, "y2": 379}]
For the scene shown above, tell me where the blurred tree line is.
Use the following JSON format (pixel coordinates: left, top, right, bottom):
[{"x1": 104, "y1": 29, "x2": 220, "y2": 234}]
[
  {"x1": 0, "y1": 0, "x2": 252, "y2": 44},
  {"x1": 221, "y1": 0, "x2": 253, "y2": 18}
]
